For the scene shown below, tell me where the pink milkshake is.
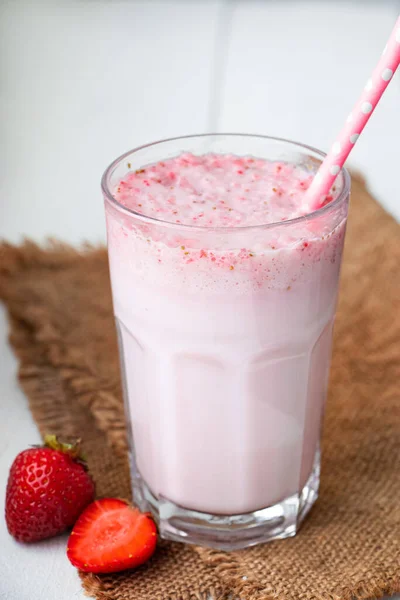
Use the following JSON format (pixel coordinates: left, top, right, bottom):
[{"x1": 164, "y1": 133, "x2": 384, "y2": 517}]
[{"x1": 103, "y1": 134, "x2": 350, "y2": 550}]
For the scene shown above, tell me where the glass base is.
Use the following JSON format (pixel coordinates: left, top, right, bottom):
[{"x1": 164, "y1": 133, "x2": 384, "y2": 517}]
[{"x1": 131, "y1": 455, "x2": 320, "y2": 551}]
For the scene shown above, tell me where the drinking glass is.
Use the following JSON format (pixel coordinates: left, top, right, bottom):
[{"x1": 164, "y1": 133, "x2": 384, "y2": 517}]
[{"x1": 102, "y1": 134, "x2": 350, "y2": 550}]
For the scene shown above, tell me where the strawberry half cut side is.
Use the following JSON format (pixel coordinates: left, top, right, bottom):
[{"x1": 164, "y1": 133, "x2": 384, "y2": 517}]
[{"x1": 67, "y1": 498, "x2": 157, "y2": 573}]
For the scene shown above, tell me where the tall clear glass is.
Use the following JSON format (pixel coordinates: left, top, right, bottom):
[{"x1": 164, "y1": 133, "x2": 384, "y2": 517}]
[{"x1": 102, "y1": 134, "x2": 350, "y2": 550}]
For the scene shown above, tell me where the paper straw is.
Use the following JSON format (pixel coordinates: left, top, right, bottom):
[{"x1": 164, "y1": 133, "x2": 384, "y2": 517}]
[{"x1": 306, "y1": 15, "x2": 400, "y2": 211}]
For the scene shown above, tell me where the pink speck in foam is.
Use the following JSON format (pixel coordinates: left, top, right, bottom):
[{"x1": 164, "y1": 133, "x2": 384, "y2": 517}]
[{"x1": 114, "y1": 152, "x2": 336, "y2": 231}]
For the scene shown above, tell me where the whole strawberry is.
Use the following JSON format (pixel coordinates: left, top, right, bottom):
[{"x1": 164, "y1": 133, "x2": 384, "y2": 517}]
[{"x1": 5, "y1": 435, "x2": 95, "y2": 542}]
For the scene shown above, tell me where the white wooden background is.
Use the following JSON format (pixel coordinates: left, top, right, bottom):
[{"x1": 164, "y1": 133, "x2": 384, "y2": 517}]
[{"x1": 0, "y1": 1, "x2": 399, "y2": 598}]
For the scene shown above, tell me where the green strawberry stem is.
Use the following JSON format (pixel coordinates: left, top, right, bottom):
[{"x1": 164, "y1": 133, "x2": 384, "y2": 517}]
[{"x1": 44, "y1": 435, "x2": 84, "y2": 461}]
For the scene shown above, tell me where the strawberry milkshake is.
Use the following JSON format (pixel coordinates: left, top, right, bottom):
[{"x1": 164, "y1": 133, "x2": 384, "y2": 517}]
[{"x1": 103, "y1": 134, "x2": 350, "y2": 550}]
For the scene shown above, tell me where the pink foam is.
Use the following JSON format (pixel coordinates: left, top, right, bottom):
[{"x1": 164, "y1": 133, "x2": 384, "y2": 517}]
[{"x1": 114, "y1": 153, "x2": 320, "y2": 228}]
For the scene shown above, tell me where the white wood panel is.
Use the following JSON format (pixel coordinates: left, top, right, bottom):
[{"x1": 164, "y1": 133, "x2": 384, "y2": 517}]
[
  {"x1": 218, "y1": 1, "x2": 400, "y2": 219},
  {"x1": 0, "y1": 0, "x2": 222, "y2": 244}
]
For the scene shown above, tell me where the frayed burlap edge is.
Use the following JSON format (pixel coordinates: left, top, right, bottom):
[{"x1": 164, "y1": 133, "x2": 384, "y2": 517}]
[
  {"x1": 0, "y1": 240, "x2": 130, "y2": 458},
  {"x1": 196, "y1": 547, "x2": 400, "y2": 600},
  {"x1": 80, "y1": 570, "x2": 229, "y2": 600}
]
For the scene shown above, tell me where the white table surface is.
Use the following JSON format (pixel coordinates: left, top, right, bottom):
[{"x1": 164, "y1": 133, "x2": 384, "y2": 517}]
[{"x1": 1, "y1": 1, "x2": 399, "y2": 598}]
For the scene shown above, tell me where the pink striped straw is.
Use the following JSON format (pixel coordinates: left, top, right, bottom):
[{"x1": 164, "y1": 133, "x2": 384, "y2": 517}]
[{"x1": 306, "y1": 15, "x2": 400, "y2": 211}]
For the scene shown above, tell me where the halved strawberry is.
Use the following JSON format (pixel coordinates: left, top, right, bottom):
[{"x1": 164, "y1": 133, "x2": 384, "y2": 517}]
[{"x1": 67, "y1": 498, "x2": 157, "y2": 573}]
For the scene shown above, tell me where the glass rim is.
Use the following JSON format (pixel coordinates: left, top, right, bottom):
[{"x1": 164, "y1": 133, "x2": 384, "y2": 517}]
[{"x1": 102, "y1": 133, "x2": 351, "y2": 233}]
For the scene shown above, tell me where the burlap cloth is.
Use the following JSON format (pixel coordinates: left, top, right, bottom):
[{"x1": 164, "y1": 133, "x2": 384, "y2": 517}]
[{"x1": 0, "y1": 174, "x2": 399, "y2": 600}]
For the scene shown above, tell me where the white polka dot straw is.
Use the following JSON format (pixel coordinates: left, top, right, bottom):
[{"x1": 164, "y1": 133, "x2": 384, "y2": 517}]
[{"x1": 306, "y1": 15, "x2": 400, "y2": 211}]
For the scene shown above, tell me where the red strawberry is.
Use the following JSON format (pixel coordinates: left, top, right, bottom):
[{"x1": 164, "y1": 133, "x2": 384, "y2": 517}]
[
  {"x1": 67, "y1": 498, "x2": 157, "y2": 573},
  {"x1": 5, "y1": 435, "x2": 95, "y2": 542}
]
